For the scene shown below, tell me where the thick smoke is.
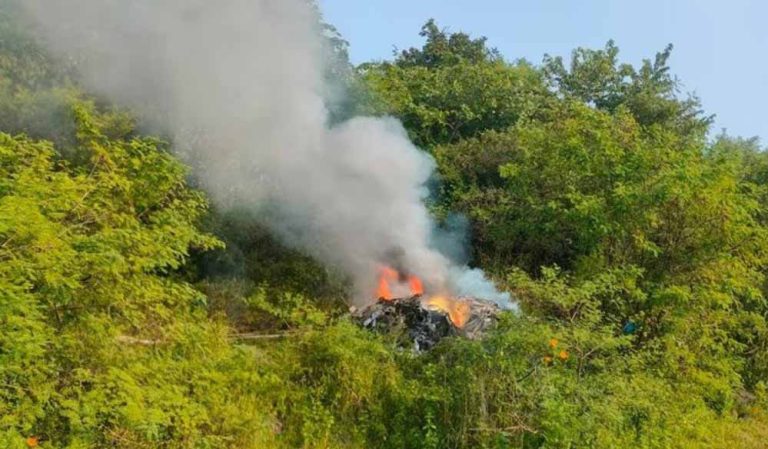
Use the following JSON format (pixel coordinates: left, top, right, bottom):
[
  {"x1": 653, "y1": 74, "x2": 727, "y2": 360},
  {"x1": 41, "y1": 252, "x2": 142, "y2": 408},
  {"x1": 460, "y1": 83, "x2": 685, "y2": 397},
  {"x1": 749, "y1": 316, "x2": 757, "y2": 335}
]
[{"x1": 21, "y1": 0, "x2": 511, "y2": 306}]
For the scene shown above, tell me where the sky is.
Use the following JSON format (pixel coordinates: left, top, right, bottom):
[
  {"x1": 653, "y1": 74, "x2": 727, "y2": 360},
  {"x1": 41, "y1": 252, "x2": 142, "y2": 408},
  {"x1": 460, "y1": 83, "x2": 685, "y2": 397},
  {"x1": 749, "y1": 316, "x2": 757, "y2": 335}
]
[{"x1": 319, "y1": 0, "x2": 767, "y2": 143}]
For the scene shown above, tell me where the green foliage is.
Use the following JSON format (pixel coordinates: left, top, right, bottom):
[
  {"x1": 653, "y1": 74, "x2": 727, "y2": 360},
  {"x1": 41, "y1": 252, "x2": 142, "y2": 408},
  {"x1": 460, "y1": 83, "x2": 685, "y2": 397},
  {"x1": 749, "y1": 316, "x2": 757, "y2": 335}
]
[
  {"x1": 0, "y1": 103, "x2": 285, "y2": 448},
  {"x1": 436, "y1": 101, "x2": 768, "y2": 421},
  {"x1": 361, "y1": 20, "x2": 548, "y2": 148},
  {"x1": 542, "y1": 41, "x2": 711, "y2": 137},
  {"x1": 359, "y1": 20, "x2": 768, "y2": 448},
  {"x1": 436, "y1": 102, "x2": 765, "y2": 280},
  {"x1": 194, "y1": 207, "x2": 348, "y2": 305},
  {"x1": 1, "y1": 12, "x2": 767, "y2": 449},
  {"x1": 396, "y1": 19, "x2": 501, "y2": 69},
  {"x1": 0, "y1": 1, "x2": 83, "y2": 149}
]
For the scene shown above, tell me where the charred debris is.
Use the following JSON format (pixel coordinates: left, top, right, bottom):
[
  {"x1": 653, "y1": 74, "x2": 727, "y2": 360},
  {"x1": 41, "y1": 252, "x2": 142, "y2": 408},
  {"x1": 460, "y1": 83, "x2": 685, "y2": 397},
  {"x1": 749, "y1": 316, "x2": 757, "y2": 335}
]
[{"x1": 353, "y1": 295, "x2": 500, "y2": 352}]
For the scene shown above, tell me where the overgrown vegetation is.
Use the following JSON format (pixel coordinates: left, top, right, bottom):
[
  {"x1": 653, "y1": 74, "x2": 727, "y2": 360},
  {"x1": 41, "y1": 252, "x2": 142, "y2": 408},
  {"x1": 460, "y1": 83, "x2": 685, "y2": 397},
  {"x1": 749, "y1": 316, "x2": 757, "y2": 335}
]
[{"x1": 1, "y1": 7, "x2": 766, "y2": 449}]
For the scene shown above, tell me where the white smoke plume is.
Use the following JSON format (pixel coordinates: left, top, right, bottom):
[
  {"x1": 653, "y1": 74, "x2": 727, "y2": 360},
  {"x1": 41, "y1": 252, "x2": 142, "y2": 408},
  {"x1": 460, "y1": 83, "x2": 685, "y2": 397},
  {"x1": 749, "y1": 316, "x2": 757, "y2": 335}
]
[{"x1": 21, "y1": 0, "x2": 511, "y2": 306}]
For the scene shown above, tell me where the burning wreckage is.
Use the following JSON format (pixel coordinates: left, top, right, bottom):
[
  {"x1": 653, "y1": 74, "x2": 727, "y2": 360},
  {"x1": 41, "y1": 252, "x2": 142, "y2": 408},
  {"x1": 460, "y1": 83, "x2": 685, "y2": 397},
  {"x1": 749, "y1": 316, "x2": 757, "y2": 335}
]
[{"x1": 353, "y1": 266, "x2": 502, "y2": 352}]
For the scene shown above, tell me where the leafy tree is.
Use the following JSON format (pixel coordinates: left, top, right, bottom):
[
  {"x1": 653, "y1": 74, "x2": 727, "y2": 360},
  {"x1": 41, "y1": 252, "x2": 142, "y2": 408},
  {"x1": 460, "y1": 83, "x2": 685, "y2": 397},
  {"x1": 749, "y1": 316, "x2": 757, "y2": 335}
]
[
  {"x1": 361, "y1": 20, "x2": 549, "y2": 148},
  {"x1": 435, "y1": 101, "x2": 768, "y2": 437},
  {"x1": 437, "y1": 103, "x2": 763, "y2": 278},
  {"x1": 543, "y1": 41, "x2": 711, "y2": 138},
  {"x1": 396, "y1": 19, "x2": 501, "y2": 69},
  {"x1": 0, "y1": 102, "x2": 284, "y2": 448}
]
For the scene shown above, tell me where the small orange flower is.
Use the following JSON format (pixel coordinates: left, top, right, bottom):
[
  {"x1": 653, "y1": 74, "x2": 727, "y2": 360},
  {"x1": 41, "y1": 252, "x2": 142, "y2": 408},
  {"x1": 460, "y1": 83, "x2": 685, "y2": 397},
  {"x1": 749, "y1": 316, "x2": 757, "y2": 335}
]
[
  {"x1": 26, "y1": 436, "x2": 38, "y2": 448},
  {"x1": 548, "y1": 338, "x2": 558, "y2": 348},
  {"x1": 542, "y1": 356, "x2": 553, "y2": 364},
  {"x1": 558, "y1": 350, "x2": 569, "y2": 361}
]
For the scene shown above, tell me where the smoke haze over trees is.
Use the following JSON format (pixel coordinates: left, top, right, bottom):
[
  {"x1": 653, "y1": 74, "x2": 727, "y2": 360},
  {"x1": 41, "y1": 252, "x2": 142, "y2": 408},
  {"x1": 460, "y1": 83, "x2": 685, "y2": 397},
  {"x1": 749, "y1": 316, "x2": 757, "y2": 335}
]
[
  {"x1": 1, "y1": 1, "x2": 767, "y2": 448},
  {"x1": 19, "y1": 0, "x2": 510, "y2": 306}
]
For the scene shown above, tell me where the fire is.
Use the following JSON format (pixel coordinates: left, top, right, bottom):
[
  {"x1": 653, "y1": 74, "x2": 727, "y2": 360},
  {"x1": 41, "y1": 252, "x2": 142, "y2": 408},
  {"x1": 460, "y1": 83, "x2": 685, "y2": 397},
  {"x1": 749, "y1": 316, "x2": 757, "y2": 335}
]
[
  {"x1": 376, "y1": 266, "x2": 397, "y2": 299},
  {"x1": 374, "y1": 266, "x2": 469, "y2": 328},
  {"x1": 409, "y1": 276, "x2": 423, "y2": 296},
  {"x1": 376, "y1": 266, "x2": 424, "y2": 300},
  {"x1": 424, "y1": 295, "x2": 471, "y2": 328}
]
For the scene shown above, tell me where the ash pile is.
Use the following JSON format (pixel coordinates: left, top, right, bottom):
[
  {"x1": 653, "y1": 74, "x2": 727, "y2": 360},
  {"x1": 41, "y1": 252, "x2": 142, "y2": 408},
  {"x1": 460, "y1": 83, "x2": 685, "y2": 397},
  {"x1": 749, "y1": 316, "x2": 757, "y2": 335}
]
[{"x1": 353, "y1": 296, "x2": 500, "y2": 352}]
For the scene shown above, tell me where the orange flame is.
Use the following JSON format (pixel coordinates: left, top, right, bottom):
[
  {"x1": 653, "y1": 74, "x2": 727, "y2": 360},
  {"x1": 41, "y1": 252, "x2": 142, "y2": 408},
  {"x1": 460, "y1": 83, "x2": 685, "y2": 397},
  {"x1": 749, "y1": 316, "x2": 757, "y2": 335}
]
[
  {"x1": 376, "y1": 266, "x2": 424, "y2": 300},
  {"x1": 376, "y1": 266, "x2": 398, "y2": 300},
  {"x1": 374, "y1": 267, "x2": 469, "y2": 328},
  {"x1": 424, "y1": 295, "x2": 471, "y2": 328},
  {"x1": 376, "y1": 276, "x2": 392, "y2": 299},
  {"x1": 408, "y1": 275, "x2": 423, "y2": 296}
]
